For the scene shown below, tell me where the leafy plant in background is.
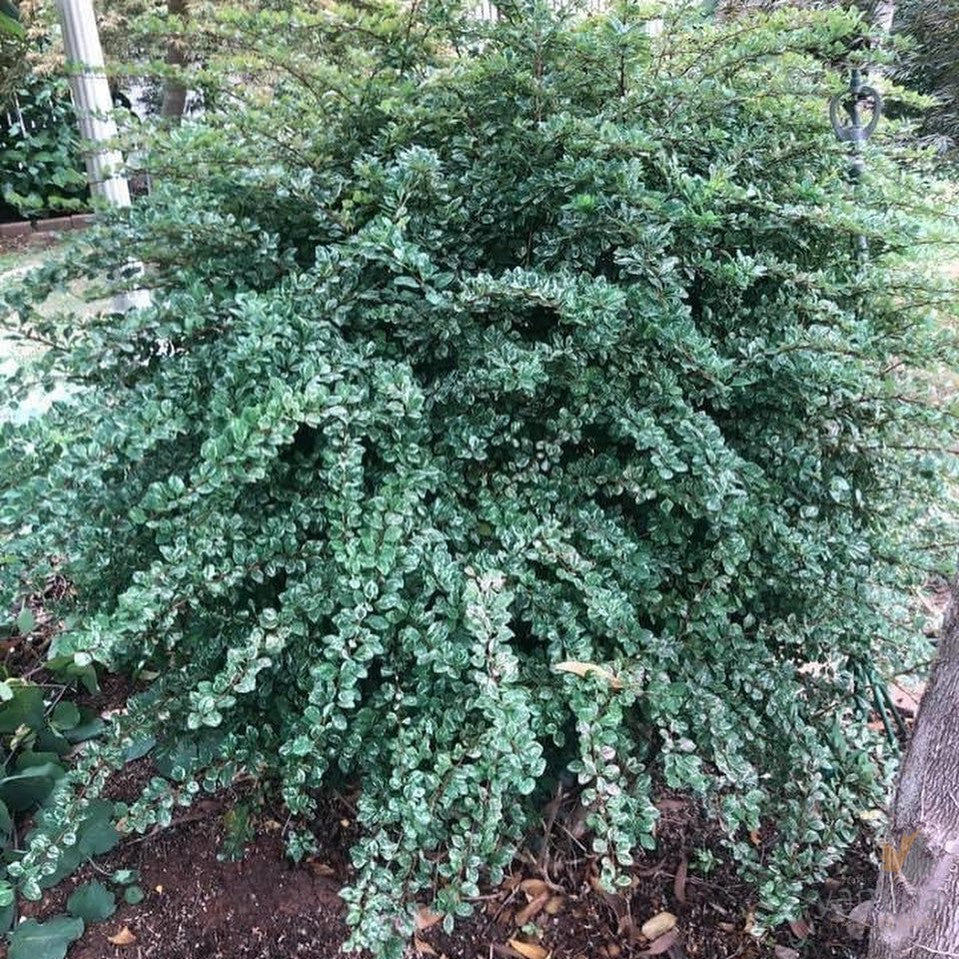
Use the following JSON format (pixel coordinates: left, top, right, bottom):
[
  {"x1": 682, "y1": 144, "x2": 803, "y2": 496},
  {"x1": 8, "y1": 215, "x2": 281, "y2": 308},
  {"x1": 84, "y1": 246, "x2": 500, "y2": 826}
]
[
  {"x1": 894, "y1": 0, "x2": 959, "y2": 157},
  {"x1": 1, "y1": 70, "x2": 89, "y2": 219},
  {"x1": 0, "y1": 0, "x2": 27, "y2": 106},
  {"x1": 1, "y1": 1, "x2": 958, "y2": 956},
  {"x1": 0, "y1": 0, "x2": 91, "y2": 220},
  {"x1": 0, "y1": 609, "x2": 113, "y2": 954}
]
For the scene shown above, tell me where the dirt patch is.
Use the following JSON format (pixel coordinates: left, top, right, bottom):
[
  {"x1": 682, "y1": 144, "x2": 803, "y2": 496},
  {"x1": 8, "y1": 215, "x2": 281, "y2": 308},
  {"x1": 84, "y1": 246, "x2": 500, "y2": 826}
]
[
  {"x1": 68, "y1": 816, "x2": 348, "y2": 959},
  {"x1": 5, "y1": 779, "x2": 876, "y2": 959},
  {"x1": 420, "y1": 792, "x2": 875, "y2": 959}
]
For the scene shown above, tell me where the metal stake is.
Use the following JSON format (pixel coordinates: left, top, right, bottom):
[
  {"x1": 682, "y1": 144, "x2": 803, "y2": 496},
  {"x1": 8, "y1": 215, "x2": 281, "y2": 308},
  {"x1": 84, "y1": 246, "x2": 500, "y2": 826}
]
[{"x1": 830, "y1": 68, "x2": 883, "y2": 263}]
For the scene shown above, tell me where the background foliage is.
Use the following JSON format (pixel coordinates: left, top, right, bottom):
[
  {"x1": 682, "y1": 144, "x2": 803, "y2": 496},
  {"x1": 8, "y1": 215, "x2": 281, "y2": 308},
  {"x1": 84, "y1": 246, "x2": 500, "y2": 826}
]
[
  {"x1": 1, "y1": 71, "x2": 89, "y2": 219},
  {"x1": 0, "y1": 1, "x2": 89, "y2": 218},
  {"x1": 2, "y1": 1, "x2": 958, "y2": 955},
  {"x1": 894, "y1": 0, "x2": 959, "y2": 157}
]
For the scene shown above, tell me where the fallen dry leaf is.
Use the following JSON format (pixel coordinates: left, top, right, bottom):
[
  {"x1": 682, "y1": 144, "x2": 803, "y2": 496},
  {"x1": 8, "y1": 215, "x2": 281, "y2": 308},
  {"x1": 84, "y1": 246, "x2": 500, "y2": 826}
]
[
  {"x1": 889, "y1": 681, "x2": 922, "y2": 715},
  {"x1": 552, "y1": 660, "x2": 622, "y2": 689},
  {"x1": 638, "y1": 929, "x2": 679, "y2": 956},
  {"x1": 413, "y1": 935, "x2": 438, "y2": 956},
  {"x1": 774, "y1": 947, "x2": 800, "y2": 959},
  {"x1": 515, "y1": 891, "x2": 550, "y2": 926},
  {"x1": 107, "y1": 927, "x2": 137, "y2": 946},
  {"x1": 415, "y1": 905, "x2": 444, "y2": 931},
  {"x1": 788, "y1": 916, "x2": 811, "y2": 939},
  {"x1": 545, "y1": 895, "x2": 564, "y2": 916},
  {"x1": 640, "y1": 911, "x2": 677, "y2": 942},
  {"x1": 308, "y1": 860, "x2": 336, "y2": 877},
  {"x1": 507, "y1": 938, "x2": 549, "y2": 959},
  {"x1": 673, "y1": 854, "x2": 688, "y2": 905},
  {"x1": 519, "y1": 878, "x2": 550, "y2": 898}
]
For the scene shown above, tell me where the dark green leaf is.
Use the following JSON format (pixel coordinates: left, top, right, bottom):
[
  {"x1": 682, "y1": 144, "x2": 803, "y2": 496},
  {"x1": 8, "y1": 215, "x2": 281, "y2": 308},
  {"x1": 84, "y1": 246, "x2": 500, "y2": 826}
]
[
  {"x1": 67, "y1": 881, "x2": 116, "y2": 923},
  {"x1": 8, "y1": 916, "x2": 84, "y2": 959}
]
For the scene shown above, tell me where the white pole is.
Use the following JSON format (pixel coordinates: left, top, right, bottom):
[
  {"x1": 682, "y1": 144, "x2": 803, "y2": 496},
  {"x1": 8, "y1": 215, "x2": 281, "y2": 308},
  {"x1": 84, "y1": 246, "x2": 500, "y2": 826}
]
[
  {"x1": 56, "y1": 0, "x2": 131, "y2": 207},
  {"x1": 57, "y1": 0, "x2": 151, "y2": 311}
]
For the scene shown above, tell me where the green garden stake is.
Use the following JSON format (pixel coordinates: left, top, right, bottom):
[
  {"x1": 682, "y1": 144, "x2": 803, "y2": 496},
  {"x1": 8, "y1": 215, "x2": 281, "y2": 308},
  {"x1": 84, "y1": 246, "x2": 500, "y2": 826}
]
[{"x1": 830, "y1": 67, "x2": 883, "y2": 263}]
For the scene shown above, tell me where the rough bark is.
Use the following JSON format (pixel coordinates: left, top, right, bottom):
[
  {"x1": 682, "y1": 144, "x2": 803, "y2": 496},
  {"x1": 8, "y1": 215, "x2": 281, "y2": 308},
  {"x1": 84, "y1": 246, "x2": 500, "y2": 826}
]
[
  {"x1": 867, "y1": 579, "x2": 959, "y2": 959},
  {"x1": 865, "y1": 0, "x2": 896, "y2": 33},
  {"x1": 159, "y1": 0, "x2": 188, "y2": 122}
]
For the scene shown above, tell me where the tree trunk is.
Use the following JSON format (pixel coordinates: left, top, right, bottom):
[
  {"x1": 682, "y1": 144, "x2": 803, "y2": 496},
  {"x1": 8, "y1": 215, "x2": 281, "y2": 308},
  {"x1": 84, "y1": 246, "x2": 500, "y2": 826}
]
[
  {"x1": 159, "y1": 0, "x2": 188, "y2": 122},
  {"x1": 867, "y1": 579, "x2": 959, "y2": 958},
  {"x1": 867, "y1": 0, "x2": 896, "y2": 33}
]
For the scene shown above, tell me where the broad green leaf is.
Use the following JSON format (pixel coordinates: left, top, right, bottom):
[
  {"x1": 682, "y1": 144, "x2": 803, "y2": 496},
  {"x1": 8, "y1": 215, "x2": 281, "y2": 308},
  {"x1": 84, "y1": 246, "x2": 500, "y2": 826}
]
[
  {"x1": 123, "y1": 885, "x2": 145, "y2": 905},
  {"x1": 0, "y1": 762, "x2": 64, "y2": 812},
  {"x1": 50, "y1": 702, "x2": 80, "y2": 731},
  {"x1": 15, "y1": 608, "x2": 34, "y2": 636},
  {"x1": 67, "y1": 881, "x2": 116, "y2": 923},
  {"x1": 0, "y1": 685, "x2": 44, "y2": 734},
  {"x1": 8, "y1": 916, "x2": 84, "y2": 959}
]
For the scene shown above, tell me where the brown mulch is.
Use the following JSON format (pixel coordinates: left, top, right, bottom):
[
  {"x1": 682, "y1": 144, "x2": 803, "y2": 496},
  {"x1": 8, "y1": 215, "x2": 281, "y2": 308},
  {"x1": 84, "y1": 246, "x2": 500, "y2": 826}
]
[{"x1": 3, "y1": 769, "x2": 877, "y2": 959}]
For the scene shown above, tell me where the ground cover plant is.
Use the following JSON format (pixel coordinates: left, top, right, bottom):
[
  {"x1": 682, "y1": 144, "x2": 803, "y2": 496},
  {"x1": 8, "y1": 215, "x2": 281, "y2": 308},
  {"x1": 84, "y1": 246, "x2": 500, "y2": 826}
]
[{"x1": 1, "y1": 1, "x2": 958, "y2": 955}]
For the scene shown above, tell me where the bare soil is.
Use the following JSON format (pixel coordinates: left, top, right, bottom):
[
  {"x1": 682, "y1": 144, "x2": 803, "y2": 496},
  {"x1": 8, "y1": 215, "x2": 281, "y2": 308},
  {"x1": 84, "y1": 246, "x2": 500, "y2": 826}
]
[{"x1": 4, "y1": 767, "x2": 878, "y2": 959}]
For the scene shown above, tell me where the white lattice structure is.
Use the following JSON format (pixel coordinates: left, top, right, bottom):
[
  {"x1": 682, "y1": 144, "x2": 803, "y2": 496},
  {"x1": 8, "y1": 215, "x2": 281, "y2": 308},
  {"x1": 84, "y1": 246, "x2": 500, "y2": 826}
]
[
  {"x1": 472, "y1": 0, "x2": 626, "y2": 20},
  {"x1": 471, "y1": 0, "x2": 665, "y2": 30}
]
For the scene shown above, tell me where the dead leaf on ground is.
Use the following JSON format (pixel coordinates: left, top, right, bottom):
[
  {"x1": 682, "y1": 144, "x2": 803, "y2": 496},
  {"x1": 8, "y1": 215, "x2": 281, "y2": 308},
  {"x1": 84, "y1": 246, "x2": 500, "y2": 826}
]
[
  {"x1": 415, "y1": 905, "x2": 443, "y2": 931},
  {"x1": 637, "y1": 928, "x2": 679, "y2": 956},
  {"x1": 413, "y1": 935, "x2": 437, "y2": 956},
  {"x1": 673, "y1": 854, "x2": 688, "y2": 904},
  {"x1": 788, "y1": 916, "x2": 812, "y2": 939},
  {"x1": 889, "y1": 681, "x2": 922, "y2": 715},
  {"x1": 519, "y1": 878, "x2": 551, "y2": 898},
  {"x1": 507, "y1": 938, "x2": 549, "y2": 959},
  {"x1": 308, "y1": 859, "x2": 336, "y2": 877},
  {"x1": 545, "y1": 895, "x2": 564, "y2": 916},
  {"x1": 107, "y1": 927, "x2": 137, "y2": 946},
  {"x1": 774, "y1": 947, "x2": 800, "y2": 959},
  {"x1": 515, "y1": 891, "x2": 550, "y2": 925},
  {"x1": 640, "y1": 911, "x2": 677, "y2": 942},
  {"x1": 552, "y1": 660, "x2": 622, "y2": 689}
]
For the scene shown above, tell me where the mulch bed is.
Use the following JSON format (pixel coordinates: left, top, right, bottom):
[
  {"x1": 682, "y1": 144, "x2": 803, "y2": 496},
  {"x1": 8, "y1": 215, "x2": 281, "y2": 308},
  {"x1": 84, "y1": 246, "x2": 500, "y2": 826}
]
[{"x1": 4, "y1": 766, "x2": 876, "y2": 959}]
